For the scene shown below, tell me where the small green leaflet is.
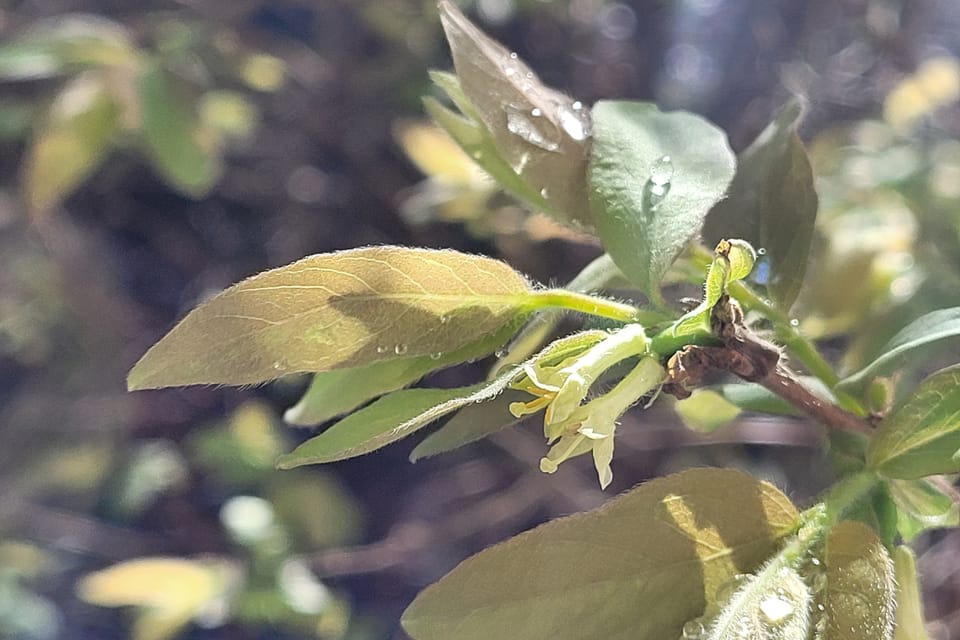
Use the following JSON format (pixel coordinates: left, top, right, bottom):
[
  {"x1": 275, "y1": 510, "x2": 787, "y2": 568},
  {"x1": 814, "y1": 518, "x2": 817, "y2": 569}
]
[
  {"x1": 277, "y1": 367, "x2": 519, "y2": 467},
  {"x1": 888, "y1": 478, "x2": 960, "y2": 541},
  {"x1": 128, "y1": 246, "x2": 535, "y2": 389},
  {"x1": 672, "y1": 238, "x2": 756, "y2": 336},
  {"x1": 892, "y1": 546, "x2": 932, "y2": 640},
  {"x1": 839, "y1": 307, "x2": 960, "y2": 395},
  {"x1": 589, "y1": 101, "x2": 736, "y2": 301},
  {"x1": 866, "y1": 364, "x2": 960, "y2": 479},
  {"x1": 402, "y1": 468, "x2": 799, "y2": 640}
]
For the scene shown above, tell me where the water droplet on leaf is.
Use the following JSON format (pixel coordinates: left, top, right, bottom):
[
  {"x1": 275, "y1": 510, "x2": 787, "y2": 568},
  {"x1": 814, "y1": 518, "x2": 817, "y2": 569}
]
[
  {"x1": 681, "y1": 619, "x2": 705, "y2": 639},
  {"x1": 506, "y1": 106, "x2": 559, "y2": 151},
  {"x1": 759, "y1": 594, "x2": 795, "y2": 625},
  {"x1": 789, "y1": 318, "x2": 800, "y2": 327},
  {"x1": 376, "y1": 345, "x2": 388, "y2": 354},
  {"x1": 558, "y1": 104, "x2": 590, "y2": 140},
  {"x1": 394, "y1": 344, "x2": 409, "y2": 355}
]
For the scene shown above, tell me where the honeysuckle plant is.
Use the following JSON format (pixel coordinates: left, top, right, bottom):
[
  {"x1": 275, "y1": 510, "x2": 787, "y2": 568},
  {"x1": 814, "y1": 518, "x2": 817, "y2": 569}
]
[{"x1": 126, "y1": 3, "x2": 960, "y2": 639}]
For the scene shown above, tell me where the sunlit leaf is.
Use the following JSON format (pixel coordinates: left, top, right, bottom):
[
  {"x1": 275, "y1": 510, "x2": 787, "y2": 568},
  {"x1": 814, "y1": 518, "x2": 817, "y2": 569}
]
[
  {"x1": 402, "y1": 468, "x2": 799, "y2": 640},
  {"x1": 891, "y1": 546, "x2": 932, "y2": 640},
  {"x1": 822, "y1": 521, "x2": 895, "y2": 640},
  {"x1": 284, "y1": 325, "x2": 518, "y2": 426},
  {"x1": 77, "y1": 557, "x2": 237, "y2": 640},
  {"x1": 138, "y1": 61, "x2": 221, "y2": 197},
  {"x1": 866, "y1": 364, "x2": 960, "y2": 479},
  {"x1": 672, "y1": 238, "x2": 756, "y2": 336},
  {"x1": 395, "y1": 119, "x2": 489, "y2": 188},
  {"x1": 702, "y1": 99, "x2": 818, "y2": 311},
  {"x1": 128, "y1": 247, "x2": 535, "y2": 389},
  {"x1": 438, "y1": 1, "x2": 593, "y2": 227},
  {"x1": 0, "y1": 14, "x2": 136, "y2": 80},
  {"x1": 706, "y1": 564, "x2": 810, "y2": 640},
  {"x1": 589, "y1": 101, "x2": 736, "y2": 300},
  {"x1": 889, "y1": 478, "x2": 960, "y2": 541},
  {"x1": 675, "y1": 390, "x2": 742, "y2": 433},
  {"x1": 839, "y1": 307, "x2": 960, "y2": 395},
  {"x1": 277, "y1": 368, "x2": 519, "y2": 467},
  {"x1": 23, "y1": 71, "x2": 120, "y2": 215}
]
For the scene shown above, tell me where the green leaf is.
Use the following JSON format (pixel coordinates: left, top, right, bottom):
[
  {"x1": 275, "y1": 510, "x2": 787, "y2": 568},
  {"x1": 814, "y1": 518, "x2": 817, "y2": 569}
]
[
  {"x1": 827, "y1": 431, "x2": 870, "y2": 475},
  {"x1": 702, "y1": 99, "x2": 818, "y2": 311},
  {"x1": 674, "y1": 390, "x2": 741, "y2": 433},
  {"x1": 138, "y1": 61, "x2": 220, "y2": 197},
  {"x1": 588, "y1": 101, "x2": 736, "y2": 299},
  {"x1": 706, "y1": 564, "x2": 810, "y2": 640},
  {"x1": 284, "y1": 325, "x2": 517, "y2": 426},
  {"x1": 892, "y1": 546, "x2": 932, "y2": 640},
  {"x1": 889, "y1": 478, "x2": 960, "y2": 541},
  {"x1": 409, "y1": 389, "x2": 528, "y2": 461},
  {"x1": 129, "y1": 246, "x2": 535, "y2": 389},
  {"x1": 437, "y1": 0, "x2": 593, "y2": 226},
  {"x1": 822, "y1": 521, "x2": 895, "y2": 640},
  {"x1": 277, "y1": 368, "x2": 519, "y2": 467},
  {"x1": 0, "y1": 15, "x2": 136, "y2": 80},
  {"x1": 866, "y1": 364, "x2": 960, "y2": 479},
  {"x1": 23, "y1": 71, "x2": 120, "y2": 215},
  {"x1": 839, "y1": 307, "x2": 960, "y2": 395},
  {"x1": 423, "y1": 94, "x2": 552, "y2": 213},
  {"x1": 402, "y1": 468, "x2": 799, "y2": 640}
]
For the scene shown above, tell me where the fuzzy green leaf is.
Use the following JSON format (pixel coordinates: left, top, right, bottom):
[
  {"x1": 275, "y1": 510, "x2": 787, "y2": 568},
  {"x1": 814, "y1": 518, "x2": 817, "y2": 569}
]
[
  {"x1": 402, "y1": 468, "x2": 799, "y2": 640},
  {"x1": 589, "y1": 101, "x2": 736, "y2": 299},
  {"x1": 129, "y1": 247, "x2": 534, "y2": 389},
  {"x1": 889, "y1": 478, "x2": 960, "y2": 541},
  {"x1": 277, "y1": 368, "x2": 518, "y2": 467},
  {"x1": 839, "y1": 307, "x2": 960, "y2": 395},
  {"x1": 284, "y1": 325, "x2": 518, "y2": 426},
  {"x1": 866, "y1": 364, "x2": 960, "y2": 479},
  {"x1": 892, "y1": 546, "x2": 932, "y2": 640},
  {"x1": 822, "y1": 521, "x2": 895, "y2": 640},
  {"x1": 24, "y1": 71, "x2": 120, "y2": 215},
  {"x1": 437, "y1": 0, "x2": 593, "y2": 226},
  {"x1": 702, "y1": 99, "x2": 818, "y2": 311},
  {"x1": 706, "y1": 564, "x2": 811, "y2": 640},
  {"x1": 409, "y1": 389, "x2": 528, "y2": 461},
  {"x1": 139, "y1": 61, "x2": 220, "y2": 197}
]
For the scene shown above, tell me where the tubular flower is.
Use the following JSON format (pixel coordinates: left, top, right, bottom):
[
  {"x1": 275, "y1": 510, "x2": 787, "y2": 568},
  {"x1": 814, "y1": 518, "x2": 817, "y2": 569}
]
[
  {"x1": 508, "y1": 323, "x2": 663, "y2": 488},
  {"x1": 539, "y1": 356, "x2": 665, "y2": 488}
]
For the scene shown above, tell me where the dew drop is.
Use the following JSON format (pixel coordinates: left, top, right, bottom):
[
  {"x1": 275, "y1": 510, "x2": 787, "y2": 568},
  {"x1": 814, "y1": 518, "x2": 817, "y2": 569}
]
[
  {"x1": 272, "y1": 359, "x2": 288, "y2": 371},
  {"x1": 539, "y1": 187, "x2": 549, "y2": 198},
  {"x1": 571, "y1": 100, "x2": 583, "y2": 111},
  {"x1": 509, "y1": 52, "x2": 518, "y2": 59},
  {"x1": 506, "y1": 106, "x2": 559, "y2": 151},
  {"x1": 394, "y1": 344, "x2": 409, "y2": 355},
  {"x1": 789, "y1": 318, "x2": 800, "y2": 327},
  {"x1": 681, "y1": 619, "x2": 705, "y2": 639},
  {"x1": 759, "y1": 595, "x2": 795, "y2": 625},
  {"x1": 439, "y1": 314, "x2": 451, "y2": 324},
  {"x1": 430, "y1": 352, "x2": 443, "y2": 360},
  {"x1": 494, "y1": 348, "x2": 509, "y2": 358},
  {"x1": 810, "y1": 557, "x2": 821, "y2": 567},
  {"x1": 376, "y1": 345, "x2": 388, "y2": 354},
  {"x1": 558, "y1": 104, "x2": 590, "y2": 140},
  {"x1": 644, "y1": 155, "x2": 674, "y2": 210},
  {"x1": 650, "y1": 155, "x2": 675, "y2": 185},
  {"x1": 757, "y1": 247, "x2": 767, "y2": 256},
  {"x1": 530, "y1": 107, "x2": 542, "y2": 117}
]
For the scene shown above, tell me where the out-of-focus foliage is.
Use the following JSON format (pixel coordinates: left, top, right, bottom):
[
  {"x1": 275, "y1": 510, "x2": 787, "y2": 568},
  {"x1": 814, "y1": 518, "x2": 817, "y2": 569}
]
[{"x1": 0, "y1": 13, "x2": 285, "y2": 216}]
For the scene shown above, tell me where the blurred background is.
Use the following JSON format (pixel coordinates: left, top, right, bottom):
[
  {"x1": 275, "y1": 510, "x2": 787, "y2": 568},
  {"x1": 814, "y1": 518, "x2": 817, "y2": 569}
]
[{"x1": 1, "y1": 0, "x2": 960, "y2": 638}]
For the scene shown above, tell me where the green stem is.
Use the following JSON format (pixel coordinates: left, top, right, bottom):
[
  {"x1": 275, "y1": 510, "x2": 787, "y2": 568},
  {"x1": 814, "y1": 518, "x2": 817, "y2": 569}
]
[{"x1": 528, "y1": 289, "x2": 663, "y2": 324}]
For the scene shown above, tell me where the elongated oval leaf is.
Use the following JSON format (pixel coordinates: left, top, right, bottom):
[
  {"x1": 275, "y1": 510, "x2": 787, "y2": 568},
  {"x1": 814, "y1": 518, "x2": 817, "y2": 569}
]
[
  {"x1": 139, "y1": 61, "x2": 220, "y2": 197},
  {"x1": 438, "y1": 0, "x2": 593, "y2": 226},
  {"x1": 889, "y1": 478, "x2": 960, "y2": 541},
  {"x1": 822, "y1": 521, "x2": 895, "y2": 640},
  {"x1": 589, "y1": 101, "x2": 736, "y2": 299},
  {"x1": 702, "y1": 99, "x2": 818, "y2": 311},
  {"x1": 402, "y1": 468, "x2": 799, "y2": 640},
  {"x1": 840, "y1": 307, "x2": 960, "y2": 395},
  {"x1": 866, "y1": 364, "x2": 960, "y2": 479},
  {"x1": 892, "y1": 546, "x2": 932, "y2": 640},
  {"x1": 24, "y1": 71, "x2": 120, "y2": 215},
  {"x1": 129, "y1": 246, "x2": 535, "y2": 389},
  {"x1": 277, "y1": 368, "x2": 518, "y2": 467},
  {"x1": 284, "y1": 324, "x2": 518, "y2": 426}
]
